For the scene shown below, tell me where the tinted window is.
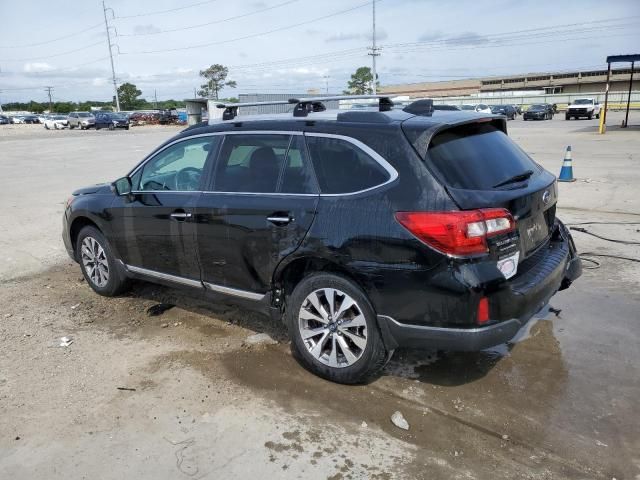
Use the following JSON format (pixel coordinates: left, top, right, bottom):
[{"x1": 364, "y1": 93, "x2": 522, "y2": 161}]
[
  {"x1": 305, "y1": 136, "x2": 390, "y2": 194},
  {"x1": 427, "y1": 123, "x2": 540, "y2": 190},
  {"x1": 280, "y1": 136, "x2": 317, "y2": 194},
  {"x1": 138, "y1": 137, "x2": 216, "y2": 191},
  {"x1": 215, "y1": 134, "x2": 287, "y2": 193}
]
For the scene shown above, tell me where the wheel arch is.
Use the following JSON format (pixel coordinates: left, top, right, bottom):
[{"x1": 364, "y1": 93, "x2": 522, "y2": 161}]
[{"x1": 69, "y1": 216, "x2": 102, "y2": 256}]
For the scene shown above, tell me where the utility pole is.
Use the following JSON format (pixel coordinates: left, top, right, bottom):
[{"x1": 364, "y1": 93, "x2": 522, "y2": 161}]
[
  {"x1": 323, "y1": 75, "x2": 330, "y2": 94},
  {"x1": 102, "y1": 1, "x2": 120, "y2": 112},
  {"x1": 44, "y1": 86, "x2": 53, "y2": 112},
  {"x1": 368, "y1": 0, "x2": 380, "y2": 94},
  {"x1": 154, "y1": 89, "x2": 158, "y2": 109}
]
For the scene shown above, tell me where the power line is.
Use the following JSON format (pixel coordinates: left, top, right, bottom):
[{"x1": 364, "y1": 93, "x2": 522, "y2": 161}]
[
  {"x1": 116, "y1": 0, "x2": 300, "y2": 37},
  {"x1": 0, "y1": 40, "x2": 105, "y2": 63},
  {"x1": 120, "y1": 1, "x2": 377, "y2": 55},
  {"x1": 0, "y1": 22, "x2": 104, "y2": 49},
  {"x1": 116, "y1": 0, "x2": 221, "y2": 19}
]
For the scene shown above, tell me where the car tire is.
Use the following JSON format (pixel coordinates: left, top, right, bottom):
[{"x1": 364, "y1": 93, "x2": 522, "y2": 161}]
[
  {"x1": 125, "y1": 126, "x2": 130, "y2": 130},
  {"x1": 596, "y1": 113, "x2": 600, "y2": 119},
  {"x1": 44, "y1": 124, "x2": 50, "y2": 129},
  {"x1": 286, "y1": 273, "x2": 388, "y2": 384},
  {"x1": 565, "y1": 115, "x2": 570, "y2": 120},
  {"x1": 54, "y1": 123, "x2": 59, "y2": 130},
  {"x1": 588, "y1": 112, "x2": 593, "y2": 120},
  {"x1": 76, "y1": 226, "x2": 130, "y2": 297},
  {"x1": 108, "y1": 124, "x2": 115, "y2": 131}
]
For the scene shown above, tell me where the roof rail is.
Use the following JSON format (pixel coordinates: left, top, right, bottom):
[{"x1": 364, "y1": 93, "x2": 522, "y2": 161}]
[
  {"x1": 288, "y1": 95, "x2": 394, "y2": 117},
  {"x1": 215, "y1": 95, "x2": 395, "y2": 120},
  {"x1": 216, "y1": 100, "x2": 291, "y2": 120}
]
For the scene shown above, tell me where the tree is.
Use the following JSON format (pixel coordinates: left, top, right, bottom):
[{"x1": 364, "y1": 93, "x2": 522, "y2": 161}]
[
  {"x1": 117, "y1": 82, "x2": 143, "y2": 110},
  {"x1": 197, "y1": 64, "x2": 237, "y2": 100},
  {"x1": 345, "y1": 66, "x2": 379, "y2": 95}
]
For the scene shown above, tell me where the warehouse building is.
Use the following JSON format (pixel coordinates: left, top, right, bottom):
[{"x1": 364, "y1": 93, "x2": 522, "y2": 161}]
[{"x1": 380, "y1": 67, "x2": 640, "y2": 98}]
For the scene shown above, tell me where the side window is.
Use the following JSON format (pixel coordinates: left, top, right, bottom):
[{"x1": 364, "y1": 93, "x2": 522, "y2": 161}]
[
  {"x1": 280, "y1": 136, "x2": 317, "y2": 194},
  {"x1": 214, "y1": 134, "x2": 315, "y2": 194},
  {"x1": 305, "y1": 136, "x2": 390, "y2": 194},
  {"x1": 138, "y1": 136, "x2": 217, "y2": 191}
]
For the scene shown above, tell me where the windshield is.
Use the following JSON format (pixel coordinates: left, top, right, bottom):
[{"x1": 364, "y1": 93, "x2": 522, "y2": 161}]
[
  {"x1": 460, "y1": 105, "x2": 475, "y2": 110},
  {"x1": 492, "y1": 105, "x2": 506, "y2": 110},
  {"x1": 53, "y1": 115, "x2": 67, "y2": 119},
  {"x1": 573, "y1": 99, "x2": 593, "y2": 105},
  {"x1": 112, "y1": 114, "x2": 127, "y2": 120},
  {"x1": 529, "y1": 105, "x2": 545, "y2": 111},
  {"x1": 78, "y1": 112, "x2": 92, "y2": 117}
]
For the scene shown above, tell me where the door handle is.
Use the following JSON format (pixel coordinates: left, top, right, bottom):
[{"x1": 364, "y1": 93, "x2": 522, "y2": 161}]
[
  {"x1": 170, "y1": 211, "x2": 192, "y2": 221},
  {"x1": 267, "y1": 215, "x2": 292, "y2": 225}
]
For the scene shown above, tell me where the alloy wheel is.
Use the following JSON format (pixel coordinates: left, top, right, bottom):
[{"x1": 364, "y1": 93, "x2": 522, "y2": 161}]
[
  {"x1": 298, "y1": 288, "x2": 368, "y2": 368},
  {"x1": 80, "y1": 236, "x2": 109, "y2": 287}
]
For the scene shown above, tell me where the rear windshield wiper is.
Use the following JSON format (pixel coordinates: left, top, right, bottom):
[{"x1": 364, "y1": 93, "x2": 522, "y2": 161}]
[{"x1": 492, "y1": 170, "x2": 534, "y2": 188}]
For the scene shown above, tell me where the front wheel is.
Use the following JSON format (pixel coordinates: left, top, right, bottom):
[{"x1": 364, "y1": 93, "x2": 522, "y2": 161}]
[
  {"x1": 596, "y1": 112, "x2": 600, "y2": 119},
  {"x1": 588, "y1": 112, "x2": 593, "y2": 120},
  {"x1": 108, "y1": 124, "x2": 115, "y2": 131},
  {"x1": 76, "y1": 226, "x2": 130, "y2": 297},
  {"x1": 286, "y1": 273, "x2": 388, "y2": 384}
]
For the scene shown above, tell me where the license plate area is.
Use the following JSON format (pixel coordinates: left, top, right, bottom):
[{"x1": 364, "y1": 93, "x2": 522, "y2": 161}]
[{"x1": 518, "y1": 212, "x2": 550, "y2": 255}]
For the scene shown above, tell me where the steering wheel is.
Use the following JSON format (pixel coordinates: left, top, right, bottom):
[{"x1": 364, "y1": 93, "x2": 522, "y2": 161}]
[{"x1": 175, "y1": 167, "x2": 202, "y2": 191}]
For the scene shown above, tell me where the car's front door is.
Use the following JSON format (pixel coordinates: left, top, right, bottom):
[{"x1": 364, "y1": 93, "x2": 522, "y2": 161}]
[
  {"x1": 194, "y1": 132, "x2": 319, "y2": 299},
  {"x1": 110, "y1": 135, "x2": 220, "y2": 281}
]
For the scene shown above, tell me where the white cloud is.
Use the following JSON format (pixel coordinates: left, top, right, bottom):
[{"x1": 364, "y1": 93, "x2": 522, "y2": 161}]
[
  {"x1": 92, "y1": 78, "x2": 108, "y2": 87},
  {"x1": 23, "y1": 62, "x2": 54, "y2": 73},
  {"x1": 133, "y1": 24, "x2": 162, "y2": 35}
]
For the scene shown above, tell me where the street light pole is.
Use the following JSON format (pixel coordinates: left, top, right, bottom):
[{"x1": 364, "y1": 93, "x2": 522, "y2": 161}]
[
  {"x1": 102, "y1": 1, "x2": 120, "y2": 112},
  {"x1": 368, "y1": 0, "x2": 380, "y2": 94}
]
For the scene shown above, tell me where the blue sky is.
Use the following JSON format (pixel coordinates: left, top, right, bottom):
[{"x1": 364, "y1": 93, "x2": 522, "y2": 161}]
[{"x1": 0, "y1": 0, "x2": 638, "y2": 103}]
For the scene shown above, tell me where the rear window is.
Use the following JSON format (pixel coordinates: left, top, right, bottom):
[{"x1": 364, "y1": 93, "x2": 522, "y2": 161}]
[{"x1": 426, "y1": 123, "x2": 540, "y2": 190}]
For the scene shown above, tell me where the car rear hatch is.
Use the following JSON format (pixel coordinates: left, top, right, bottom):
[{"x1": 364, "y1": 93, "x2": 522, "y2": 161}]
[{"x1": 402, "y1": 117, "x2": 557, "y2": 262}]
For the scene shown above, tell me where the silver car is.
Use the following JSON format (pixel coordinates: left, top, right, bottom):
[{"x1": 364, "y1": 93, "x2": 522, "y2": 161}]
[{"x1": 68, "y1": 111, "x2": 95, "y2": 130}]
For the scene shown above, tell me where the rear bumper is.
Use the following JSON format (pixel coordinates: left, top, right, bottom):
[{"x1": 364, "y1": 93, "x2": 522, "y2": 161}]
[
  {"x1": 378, "y1": 314, "x2": 532, "y2": 351},
  {"x1": 376, "y1": 221, "x2": 581, "y2": 351}
]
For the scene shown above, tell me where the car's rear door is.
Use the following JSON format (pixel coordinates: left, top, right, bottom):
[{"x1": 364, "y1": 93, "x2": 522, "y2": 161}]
[
  {"x1": 194, "y1": 132, "x2": 319, "y2": 299},
  {"x1": 109, "y1": 135, "x2": 220, "y2": 281}
]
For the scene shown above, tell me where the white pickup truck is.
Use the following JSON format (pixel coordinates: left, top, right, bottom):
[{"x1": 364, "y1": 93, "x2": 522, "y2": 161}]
[{"x1": 566, "y1": 98, "x2": 601, "y2": 120}]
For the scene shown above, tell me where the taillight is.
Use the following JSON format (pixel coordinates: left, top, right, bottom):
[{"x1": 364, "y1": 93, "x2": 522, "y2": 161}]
[
  {"x1": 395, "y1": 208, "x2": 515, "y2": 257},
  {"x1": 477, "y1": 297, "x2": 490, "y2": 324}
]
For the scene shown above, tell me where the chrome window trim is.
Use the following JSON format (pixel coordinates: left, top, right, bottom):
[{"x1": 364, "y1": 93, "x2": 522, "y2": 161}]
[
  {"x1": 304, "y1": 132, "x2": 399, "y2": 197},
  {"x1": 125, "y1": 131, "x2": 398, "y2": 197},
  {"x1": 123, "y1": 263, "x2": 204, "y2": 288},
  {"x1": 203, "y1": 282, "x2": 265, "y2": 301}
]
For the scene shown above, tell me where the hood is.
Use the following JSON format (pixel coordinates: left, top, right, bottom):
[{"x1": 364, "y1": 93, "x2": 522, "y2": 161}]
[{"x1": 72, "y1": 183, "x2": 111, "y2": 196}]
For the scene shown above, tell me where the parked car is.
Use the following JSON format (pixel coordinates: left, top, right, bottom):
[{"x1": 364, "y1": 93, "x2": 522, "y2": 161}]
[
  {"x1": 62, "y1": 97, "x2": 582, "y2": 384},
  {"x1": 22, "y1": 115, "x2": 40, "y2": 124},
  {"x1": 43, "y1": 115, "x2": 69, "y2": 129},
  {"x1": 474, "y1": 104, "x2": 492, "y2": 114},
  {"x1": 490, "y1": 104, "x2": 517, "y2": 120},
  {"x1": 95, "y1": 112, "x2": 130, "y2": 130},
  {"x1": 68, "y1": 111, "x2": 95, "y2": 129},
  {"x1": 10, "y1": 115, "x2": 25, "y2": 124},
  {"x1": 566, "y1": 98, "x2": 601, "y2": 120},
  {"x1": 0, "y1": 115, "x2": 11, "y2": 125},
  {"x1": 523, "y1": 104, "x2": 554, "y2": 120},
  {"x1": 460, "y1": 104, "x2": 476, "y2": 111}
]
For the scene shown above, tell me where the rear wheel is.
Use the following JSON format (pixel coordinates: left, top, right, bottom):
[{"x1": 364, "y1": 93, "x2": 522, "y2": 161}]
[
  {"x1": 286, "y1": 273, "x2": 388, "y2": 384},
  {"x1": 76, "y1": 226, "x2": 129, "y2": 297}
]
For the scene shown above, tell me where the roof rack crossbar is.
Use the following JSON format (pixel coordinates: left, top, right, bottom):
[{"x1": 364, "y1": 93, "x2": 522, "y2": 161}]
[
  {"x1": 216, "y1": 100, "x2": 291, "y2": 120},
  {"x1": 288, "y1": 95, "x2": 394, "y2": 117}
]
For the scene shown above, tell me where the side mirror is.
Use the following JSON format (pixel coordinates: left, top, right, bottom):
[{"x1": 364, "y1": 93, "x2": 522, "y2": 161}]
[{"x1": 112, "y1": 176, "x2": 132, "y2": 196}]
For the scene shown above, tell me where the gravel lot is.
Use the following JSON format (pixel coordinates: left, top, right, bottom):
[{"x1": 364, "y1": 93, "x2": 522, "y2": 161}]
[{"x1": 1, "y1": 113, "x2": 639, "y2": 479}]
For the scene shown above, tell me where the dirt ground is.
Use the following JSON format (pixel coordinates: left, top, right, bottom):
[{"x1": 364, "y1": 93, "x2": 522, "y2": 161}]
[{"x1": 1, "y1": 113, "x2": 639, "y2": 479}]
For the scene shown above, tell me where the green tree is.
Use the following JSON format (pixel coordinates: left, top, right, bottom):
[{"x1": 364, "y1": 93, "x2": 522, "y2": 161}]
[
  {"x1": 197, "y1": 64, "x2": 237, "y2": 100},
  {"x1": 117, "y1": 82, "x2": 143, "y2": 110},
  {"x1": 345, "y1": 66, "x2": 379, "y2": 95}
]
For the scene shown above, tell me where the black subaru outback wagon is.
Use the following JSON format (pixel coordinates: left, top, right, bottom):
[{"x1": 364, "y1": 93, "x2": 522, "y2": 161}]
[{"x1": 62, "y1": 96, "x2": 581, "y2": 384}]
